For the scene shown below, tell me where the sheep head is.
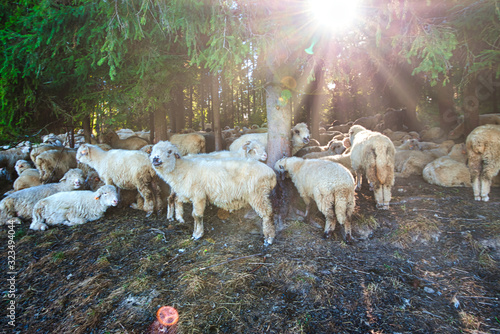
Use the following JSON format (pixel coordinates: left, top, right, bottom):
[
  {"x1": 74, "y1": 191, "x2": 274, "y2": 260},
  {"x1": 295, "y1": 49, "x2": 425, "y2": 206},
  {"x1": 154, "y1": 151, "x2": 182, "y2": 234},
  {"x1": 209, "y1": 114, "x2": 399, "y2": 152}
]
[
  {"x1": 274, "y1": 157, "x2": 303, "y2": 180},
  {"x1": 348, "y1": 125, "x2": 366, "y2": 144},
  {"x1": 291, "y1": 123, "x2": 310, "y2": 146},
  {"x1": 76, "y1": 144, "x2": 92, "y2": 165},
  {"x1": 242, "y1": 140, "x2": 267, "y2": 161},
  {"x1": 150, "y1": 141, "x2": 181, "y2": 173},
  {"x1": 59, "y1": 168, "x2": 84, "y2": 190},
  {"x1": 94, "y1": 185, "x2": 119, "y2": 207}
]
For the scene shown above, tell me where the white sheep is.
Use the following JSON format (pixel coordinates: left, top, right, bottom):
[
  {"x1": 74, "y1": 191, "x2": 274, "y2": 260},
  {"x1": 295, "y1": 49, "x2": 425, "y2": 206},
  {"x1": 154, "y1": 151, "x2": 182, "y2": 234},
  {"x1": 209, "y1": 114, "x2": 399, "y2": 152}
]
[
  {"x1": 186, "y1": 139, "x2": 267, "y2": 161},
  {"x1": 30, "y1": 185, "x2": 119, "y2": 231},
  {"x1": 35, "y1": 148, "x2": 78, "y2": 183},
  {"x1": 169, "y1": 133, "x2": 206, "y2": 156},
  {"x1": 0, "y1": 146, "x2": 31, "y2": 180},
  {"x1": 11, "y1": 160, "x2": 41, "y2": 192},
  {"x1": 0, "y1": 168, "x2": 84, "y2": 223},
  {"x1": 466, "y1": 124, "x2": 500, "y2": 201},
  {"x1": 29, "y1": 144, "x2": 60, "y2": 163},
  {"x1": 274, "y1": 157, "x2": 356, "y2": 241},
  {"x1": 76, "y1": 144, "x2": 161, "y2": 216},
  {"x1": 150, "y1": 140, "x2": 277, "y2": 246},
  {"x1": 229, "y1": 122, "x2": 311, "y2": 156},
  {"x1": 423, "y1": 144, "x2": 471, "y2": 187},
  {"x1": 349, "y1": 125, "x2": 395, "y2": 210},
  {"x1": 302, "y1": 139, "x2": 346, "y2": 159}
]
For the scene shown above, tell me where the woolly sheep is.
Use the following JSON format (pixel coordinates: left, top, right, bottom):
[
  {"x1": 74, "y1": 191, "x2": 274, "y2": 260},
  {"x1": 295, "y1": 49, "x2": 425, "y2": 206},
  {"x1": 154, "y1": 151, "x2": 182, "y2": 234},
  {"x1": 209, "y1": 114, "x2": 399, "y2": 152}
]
[
  {"x1": 30, "y1": 144, "x2": 60, "y2": 163},
  {"x1": 349, "y1": 125, "x2": 395, "y2": 209},
  {"x1": 11, "y1": 160, "x2": 41, "y2": 192},
  {"x1": 423, "y1": 144, "x2": 471, "y2": 187},
  {"x1": 0, "y1": 146, "x2": 31, "y2": 180},
  {"x1": 302, "y1": 140, "x2": 346, "y2": 159},
  {"x1": 30, "y1": 185, "x2": 119, "y2": 231},
  {"x1": 35, "y1": 148, "x2": 77, "y2": 183},
  {"x1": 0, "y1": 168, "x2": 84, "y2": 223},
  {"x1": 187, "y1": 139, "x2": 267, "y2": 162},
  {"x1": 466, "y1": 124, "x2": 500, "y2": 201},
  {"x1": 169, "y1": 133, "x2": 206, "y2": 155},
  {"x1": 274, "y1": 157, "x2": 356, "y2": 241},
  {"x1": 76, "y1": 144, "x2": 161, "y2": 216},
  {"x1": 449, "y1": 114, "x2": 500, "y2": 140},
  {"x1": 101, "y1": 130, "x2": 149, "y2": 150},
  {"x1": 229, "y1": 122, "x2": 311, "y2": 156},
  {"x1": 320, "y1": 152, "x2": 353, "y2": 174},
  {"x1": 150, "y1": 141, "x2": 277, "y2": 246}
]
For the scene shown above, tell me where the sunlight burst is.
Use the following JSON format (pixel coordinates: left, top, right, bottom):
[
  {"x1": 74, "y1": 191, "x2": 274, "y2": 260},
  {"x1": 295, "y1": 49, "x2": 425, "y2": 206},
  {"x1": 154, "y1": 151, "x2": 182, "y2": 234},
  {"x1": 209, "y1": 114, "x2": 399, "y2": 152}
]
[{"x1": 308, "y1": 0, "x2": 360, "y2": 31}]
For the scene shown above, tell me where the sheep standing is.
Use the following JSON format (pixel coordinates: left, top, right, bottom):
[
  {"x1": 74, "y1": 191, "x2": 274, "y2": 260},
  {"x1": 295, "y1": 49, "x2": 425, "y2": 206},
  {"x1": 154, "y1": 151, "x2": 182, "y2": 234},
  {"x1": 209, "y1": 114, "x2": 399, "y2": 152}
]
[
  {"x1": 76, "y1": 144, "x2": 161, "y2": 216},
  {"x1": 274, "y1": 157, "x2": 356, "y2": 241},
  {"x1": 101, "y1": 130, "x2": 149, "y2": 150},
  {"x1": 229, "y1": 122, "x2": 310, "y2": 156},
  {"x1": 150, "y1": 141, "x2": 277, "y2": 246},
  {"x1": 466, "y1": 124, "x2": 500, "y2": 201},
  {"x1": 349, "y1": 125, "x2": 395, "y2": 209},
  {"x1": 0, "y1": 168, "x2": 84, "y2": 223},
  {"x1": 30, "y1": 185, "x2": 119, "y2": 231}
]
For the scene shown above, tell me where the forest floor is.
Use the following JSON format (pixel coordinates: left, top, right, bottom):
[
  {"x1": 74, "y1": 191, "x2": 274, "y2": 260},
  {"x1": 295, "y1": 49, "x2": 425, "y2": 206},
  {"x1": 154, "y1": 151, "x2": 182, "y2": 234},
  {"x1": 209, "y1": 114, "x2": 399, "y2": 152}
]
[{"x1": 1, "y1": 175, "x2": 500, "y2": 334}]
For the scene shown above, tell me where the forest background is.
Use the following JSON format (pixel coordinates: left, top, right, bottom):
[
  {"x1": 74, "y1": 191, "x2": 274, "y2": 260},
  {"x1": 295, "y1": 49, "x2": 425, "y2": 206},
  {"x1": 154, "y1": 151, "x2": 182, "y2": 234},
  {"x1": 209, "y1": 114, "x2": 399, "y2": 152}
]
[{"x1": 1, "y1": 0, "x2": 499, "y2": 161}]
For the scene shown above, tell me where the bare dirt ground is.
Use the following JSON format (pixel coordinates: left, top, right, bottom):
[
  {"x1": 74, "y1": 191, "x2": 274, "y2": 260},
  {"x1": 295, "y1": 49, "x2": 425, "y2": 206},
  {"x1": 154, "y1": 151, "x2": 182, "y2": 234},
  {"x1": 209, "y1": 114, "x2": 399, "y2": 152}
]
[{"x1": 1, "y1": 175, "x2": 500, "y2": 334}]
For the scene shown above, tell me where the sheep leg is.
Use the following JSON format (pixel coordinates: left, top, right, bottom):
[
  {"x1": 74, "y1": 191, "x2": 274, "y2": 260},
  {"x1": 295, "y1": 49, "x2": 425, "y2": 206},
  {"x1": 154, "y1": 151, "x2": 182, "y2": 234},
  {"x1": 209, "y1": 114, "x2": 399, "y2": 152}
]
[
  {"x1": 382, "y1": 184, "x2": 392, "y2": 209},
  {"x1": 471, "y1": 176, "x2": 481, "y2": 201},
  {"x1": 64, "y1": 216, "x2": 87, "y2": 226},
  {"x1": 167, "y1": 192, "x2": 176, "y2": 221},
  {"x1": 355, "y1": 171, "x2": 363, "y2": 191},
  {"x1": 191, "y1": 198, "x2": 206, "y2": 240},
  {"x1": 136, "y1": 183, "x2": 155, "y2": 217},
  {"x1": 174, "y1": 198, "x2": 185, "y2": 223},
  {"x1": 373, "y1": 184, "x2": 387, "y2": 210},
  {"x1": 479, "y1": 176, "x2": 491, "y2": 202},
  {"x1": 250, "y1": 195, "x2": 275, "y2": 246},
  {"x1": 323, "y1": 206, "x2": 336, "y2": 239}
]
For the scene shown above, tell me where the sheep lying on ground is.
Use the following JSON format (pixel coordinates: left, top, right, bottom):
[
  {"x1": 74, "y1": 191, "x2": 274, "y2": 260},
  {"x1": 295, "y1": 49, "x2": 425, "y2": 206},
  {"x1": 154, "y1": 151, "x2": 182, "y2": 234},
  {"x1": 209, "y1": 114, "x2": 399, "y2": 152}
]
[
  {"x1": 76, "y1": 144, "x2": 161, "y2": 216},
  {"x1": 229, "y1": 122, "x2": 310, "y2": 156},
  {"x1": 11, "y1": 160, "x2": 41, "y2": 192},
  {"x1": 150, "y1": 141, "x2": 277, "y2": 246},
  {"x1": 30, "y1": 144, "x2": 60, "y2": 163},
  {"x1": 0, "y1": 168, "x2": 84, "y2": 223},
  {"x1": 466, "y1": 124, "x2": 500, "y2": 201},
  {"x1": 394, "y1": 140, "x2": 454, "y2": 178},
  {"x1": 35, "y1": 148, "x2": 77, "y2": 183},
  {"x1": 101, "y1": 130, "x2": 149, "y2": 150},
  {"x1": 274, "y1": 157, "x2": 356, "y2": 241},
  {"x1": 449, "y1": 113, "x2": 500, "y2": 140},
  {"x1": 187, "y1": 140, "x2": 267, "y2": 162},
  {"x1": 423, "y1": 144, "x2": 471, "y2": 187},
  {"x1": 302, "y1": 140, "x2": 346, "y2": 159},
  {"x1": 0, "y1": 146, "x2": 31, "y2": 180},
  {"x1": 30, "y1": 185, "x2": 119, "y2": 231},
  {"x1": 349, "y1": 125, "x2": 395, "y2": 209},
  {"x1": 169, "y1": 133, "x2": 206, "y2": 155}
]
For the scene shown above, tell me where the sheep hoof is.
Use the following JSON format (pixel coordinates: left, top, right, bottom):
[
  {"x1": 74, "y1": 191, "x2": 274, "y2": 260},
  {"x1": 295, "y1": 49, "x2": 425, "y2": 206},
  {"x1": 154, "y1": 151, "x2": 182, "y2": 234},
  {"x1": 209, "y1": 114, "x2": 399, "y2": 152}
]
[
  {"x1": 482, "y1": 196, "x2": 490, "y2": 202},
  {"x1": 324, "y1": 231, "x2": 333, "y2": 239},
  {"x1": 474, "y1": 196, "x2": 482, "y2": 201},
  {"x1": 263, "y1": 237, "x2": 274, "y2": 247},
  {"x1": 376, "y1": 203, "x2": 390, "y2": 210},
  {"x1": 7, "y1": 218, "x2": 22, "y2": 225},
  {"x1": 344, "y1": 233, "x2": 354, "y2": 245},
  {"x1": 145, "y1": 211, "x2": 154, "y2": 218}
]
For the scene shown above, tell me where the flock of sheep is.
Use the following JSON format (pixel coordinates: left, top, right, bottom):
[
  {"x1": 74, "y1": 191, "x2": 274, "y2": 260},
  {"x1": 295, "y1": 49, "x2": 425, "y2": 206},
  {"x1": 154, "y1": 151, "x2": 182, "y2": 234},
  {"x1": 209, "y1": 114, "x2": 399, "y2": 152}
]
[{"x1": 1, "y1": 115, "x2": 499, "y2": 245}]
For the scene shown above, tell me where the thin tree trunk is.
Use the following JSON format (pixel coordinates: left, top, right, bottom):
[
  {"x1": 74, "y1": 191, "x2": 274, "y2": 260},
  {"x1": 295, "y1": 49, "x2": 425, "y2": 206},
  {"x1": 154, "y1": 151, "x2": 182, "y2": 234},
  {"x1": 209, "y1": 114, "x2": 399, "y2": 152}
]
[
  {"x1": 211, "y1": 73, "x2": 223, "y2": 151},
  {"x1": 154, "y1": 104, "x2": 169, "y2": 143},
  {"x1": 463, "y1": 76, "x2": 479, "y2": 137}
]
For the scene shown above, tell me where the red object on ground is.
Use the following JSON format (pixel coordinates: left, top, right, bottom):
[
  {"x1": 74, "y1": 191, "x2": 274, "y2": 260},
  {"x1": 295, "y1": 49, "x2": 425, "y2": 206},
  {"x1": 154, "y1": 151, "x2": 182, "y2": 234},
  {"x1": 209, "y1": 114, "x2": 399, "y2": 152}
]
[{"x1": 156, "y1": 306, "x2": 179, "y2": 326}]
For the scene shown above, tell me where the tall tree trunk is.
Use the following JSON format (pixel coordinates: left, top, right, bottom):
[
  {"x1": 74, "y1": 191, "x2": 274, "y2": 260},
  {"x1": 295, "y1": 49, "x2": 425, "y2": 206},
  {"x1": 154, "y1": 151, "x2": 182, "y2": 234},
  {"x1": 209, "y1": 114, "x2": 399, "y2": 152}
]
[
  {"x1": 173, "y1": 85, "x2": 184, "y2": 131},
  {"x1": 436, "y1": 74, "x2": 458, "y2": 132},
  {"x1": 154, "y1": 104, "x2": 169, "y2": 143},
  {"x1": 149, "y1": 111, "x2": 155, "y2": 143},
  {"x1": 463, "y1": 76, "x2": 479, "y2": 137},
  {"x1": 82, "y1": 114, "x2": 92, "y2": 144},
  {"x1": 188, "y1": 86, "x2": 194, "y2": 130},
  {"x1": 211, "y1": 73, "x2": 223, "y2": 151}
]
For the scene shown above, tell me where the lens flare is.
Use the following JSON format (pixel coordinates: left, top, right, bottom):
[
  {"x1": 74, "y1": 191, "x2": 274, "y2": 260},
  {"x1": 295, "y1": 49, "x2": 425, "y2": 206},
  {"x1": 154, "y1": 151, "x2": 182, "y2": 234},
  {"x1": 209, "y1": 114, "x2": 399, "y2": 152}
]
[{"x1": 308, "y1": 0, "x2": 360, "y2": 31}]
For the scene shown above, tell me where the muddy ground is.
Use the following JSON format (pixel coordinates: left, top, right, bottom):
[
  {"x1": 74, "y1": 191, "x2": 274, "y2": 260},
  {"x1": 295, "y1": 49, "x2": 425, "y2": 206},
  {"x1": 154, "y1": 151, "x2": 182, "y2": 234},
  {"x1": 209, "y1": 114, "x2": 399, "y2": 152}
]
[{"x1": 1, "y1": 175, "x2": 500, "y2": 334}]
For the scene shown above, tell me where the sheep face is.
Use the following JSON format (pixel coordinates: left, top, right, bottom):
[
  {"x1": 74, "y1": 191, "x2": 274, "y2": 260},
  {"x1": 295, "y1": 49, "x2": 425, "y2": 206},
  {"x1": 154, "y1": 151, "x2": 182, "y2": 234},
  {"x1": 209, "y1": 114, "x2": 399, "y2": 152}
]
[
  {"x1": 60, "y1": 169, "x2": 84, "y2": 190},
  {"x1": 292, "y1": 123, "x2": 310, "y2": 146},
  {"x1": 150, "y1": 141, "x2": 181, "y2": 173},
  {"x1": 274, "y1": 157, "x2": 301, "y2": 180},
  {"x1": 76, "y1": 144, "x2": 91, "y2": 164},
  {"x1": 348, "y1": 125, "x2": 366, "y2": 143},
  {"x1": 95, "y1": 185, "x2": 119, "y2": 207},
  {"x1": 15, "y1": 160, "x2": 32, "y2": 175},
  {"x1": 242, "y1": 140, "x2": 267, "y2": 161}
]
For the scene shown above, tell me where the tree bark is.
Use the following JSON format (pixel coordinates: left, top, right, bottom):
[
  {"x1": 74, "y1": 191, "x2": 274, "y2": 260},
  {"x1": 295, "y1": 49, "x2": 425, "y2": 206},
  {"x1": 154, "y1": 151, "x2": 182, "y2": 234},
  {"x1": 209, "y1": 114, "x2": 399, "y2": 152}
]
[
  {"x1": 463, "y1": 76, "x2": 479, "y2": 137},
  {"x1": 211, "y1": 73, "x2": 223, "y2": 151},
  {"x1": 436, "y1": 74, "x2": 458, "y2": 132},
  {"x1": 82, "y1": 115, "x2": 92, "y2": 144},
  {"x1": 154, "y1": 104, "x2": 169, "y2": 143}
]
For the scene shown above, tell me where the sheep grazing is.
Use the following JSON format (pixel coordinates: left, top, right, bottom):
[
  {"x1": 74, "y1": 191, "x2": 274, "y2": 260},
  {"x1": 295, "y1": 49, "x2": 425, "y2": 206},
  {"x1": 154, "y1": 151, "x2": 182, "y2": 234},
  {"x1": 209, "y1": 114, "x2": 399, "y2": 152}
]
[
  {"x1": 76, "y1": 144, "x2": 161, "y2": 216},
  {"x1": 150, "y1": 140, "x2": 277, "y2": 246},
  {"x1": 349, "y1": 125, "x2": 395, "y2": 210},
  {"x1": 101, "y1": 130, "x2": 149, "y2": 150},
  {"x1": 11, "y1": 160, "x2": 41, "y2": 192},
  {"x1": 30, "y1": 185, "x2": 119, "y2": 231},
  {"x1": 169, "y1": 133, "x2": 206, "y2": 155},
  {"x1": 0, "y1": 168, "x2": 84, "y2": 223},
  {"x1": 423, "y1": 144, "x2": 471, "y2": 187},
  {"x1": 229, "y1": 122, "x2": 311, "y2": 156},
  {"x1": 274, "y1": 157, "x2": 356, "y2": 241},
  {"x1": 35, "y1": 148, "x2": 78, "y2": 183},
  {"x1": 465, "y1": 124, "x2": 500, "y2": 201}
]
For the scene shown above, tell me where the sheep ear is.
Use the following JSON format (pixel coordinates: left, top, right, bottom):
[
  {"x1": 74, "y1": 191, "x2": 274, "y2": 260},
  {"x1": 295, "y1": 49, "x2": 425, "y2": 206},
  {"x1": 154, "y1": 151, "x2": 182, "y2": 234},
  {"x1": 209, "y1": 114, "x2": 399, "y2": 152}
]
[
  {"x1": 243, "y1": 141, "x2": 251, "y2": 151},
  {"x1": 174, "y1": 153, "x2": 181, "y2": 159},
  {"x1": 94, "y1": 195, "x2": 100, "y2": 200}
]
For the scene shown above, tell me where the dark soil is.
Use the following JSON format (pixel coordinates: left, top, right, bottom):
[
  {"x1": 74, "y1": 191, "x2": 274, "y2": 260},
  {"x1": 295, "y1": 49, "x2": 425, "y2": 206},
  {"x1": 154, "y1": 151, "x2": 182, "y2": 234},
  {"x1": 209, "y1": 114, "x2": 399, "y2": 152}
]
[{"x1": 1, "y1": 175, "x2": 500, "y2": 334}]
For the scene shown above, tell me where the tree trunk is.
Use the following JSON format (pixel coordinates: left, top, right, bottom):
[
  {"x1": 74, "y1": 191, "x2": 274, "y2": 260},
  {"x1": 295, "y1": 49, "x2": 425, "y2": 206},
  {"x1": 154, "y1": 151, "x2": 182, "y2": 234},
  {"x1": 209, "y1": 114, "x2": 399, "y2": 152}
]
[
  {"x1": 211, "y1": 73, "x2": 223, "y2": 151},
  {"x1": 173, "y1": 85, "x2": 184, "y2": 131},
  {"x1": 463, "y1": 76, "x2": 479, "y2": 137},
  {"x1": 82, "y1": 114, "x2": 92, "y2": 144},
  {"x1": 154, "y1": 104, "x2": 169, "y2": 143},
  {"x1": 436, "y1": 74, "x2": 458, "y2": 132}
]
